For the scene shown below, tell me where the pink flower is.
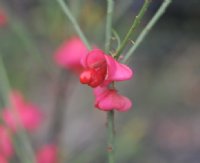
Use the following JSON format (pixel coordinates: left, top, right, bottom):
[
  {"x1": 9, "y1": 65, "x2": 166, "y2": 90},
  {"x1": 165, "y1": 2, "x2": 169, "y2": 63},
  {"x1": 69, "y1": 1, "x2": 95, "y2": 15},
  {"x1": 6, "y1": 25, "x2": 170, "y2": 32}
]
[
  {"x1": 0, "y1": 125, "x2": 13, "y2": 158},
  {"x1": 80, "y1": 49, "x2": 133, "y2": 87},
  {"x1": 79, "y1": 49, "x2": 133, "y2": 111},
  {"x1": 36, "y1": 144, "x2": 58, "y2": 163},
  {"x1": 94, "y1": 86, "x2": 132, "y2": 112},
  {"x1": 54, "y1": 37, "x2": 88, "y2": 72},
  {"x1": 0, "y1": 10, "x2": 7, "y2": 27},
  {"x1": 2, "y1": 91, "x2": 42, "y2": 132}
]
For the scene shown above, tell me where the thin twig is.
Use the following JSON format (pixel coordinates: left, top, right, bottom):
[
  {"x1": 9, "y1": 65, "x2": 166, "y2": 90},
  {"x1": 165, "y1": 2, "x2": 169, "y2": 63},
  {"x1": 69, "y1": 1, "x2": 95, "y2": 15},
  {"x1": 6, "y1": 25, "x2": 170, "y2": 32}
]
[
  {"x1": 123, "y1": 0, "x2": 172, "y2": 62},
  {"x1": 115, "y1": 0, "x2": 151, "y2": 59},
  {"x1": 0, "y1": 54, "x2": 36, "y2": 163},
  {"x1": 105, "y1": 0, "x2": 115, "y2": 163},
  {"x1": 105, "y1": 0, "x2": 114, "y2": 53},
  {"x1": 56, "y1": 0, "x2": 91, "y2": 50},
  {"x1": 107, "y1": 110, "x2": 115, "y2": 163},
  {"x1": 0, "y1": 56, "x2": 11, "y2": 107}
]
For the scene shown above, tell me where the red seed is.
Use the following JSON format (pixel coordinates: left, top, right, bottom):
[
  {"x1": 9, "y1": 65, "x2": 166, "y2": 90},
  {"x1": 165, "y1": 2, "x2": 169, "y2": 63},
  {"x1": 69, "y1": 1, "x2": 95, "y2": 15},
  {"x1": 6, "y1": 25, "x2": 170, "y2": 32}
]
[
  {"x1": 80, "y1": 61, "x2": 107, "y2": 87},
  {"x1": 89, "y1": 72, "x2": 105, "y2": 87},
  {"x1": 80, "y1": 69, "x2": 94, "y2": 84}
]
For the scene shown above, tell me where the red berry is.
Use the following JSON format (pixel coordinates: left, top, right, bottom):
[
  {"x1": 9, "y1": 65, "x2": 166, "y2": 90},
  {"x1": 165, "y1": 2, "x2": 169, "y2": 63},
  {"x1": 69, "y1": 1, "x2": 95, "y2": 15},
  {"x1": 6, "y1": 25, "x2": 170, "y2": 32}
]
[
  {"x1": 80, "y1": 61, "x2": 107, "y2": 87},
  {"x1": 89, "y1": 72, "x2": 105, "y2": 87},
  {"x1": 80, "y1": 69, "x2": 94, "y2": 84}
]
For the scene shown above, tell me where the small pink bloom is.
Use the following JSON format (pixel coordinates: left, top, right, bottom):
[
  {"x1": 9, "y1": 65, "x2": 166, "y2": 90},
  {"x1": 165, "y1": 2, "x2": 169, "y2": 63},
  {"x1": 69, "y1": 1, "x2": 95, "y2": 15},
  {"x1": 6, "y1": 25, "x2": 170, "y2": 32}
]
[
  {"x1": 36, "y1": 144, "x2": 58, "y2": 163},
  {"x1": 104, "y1": 55, "x2": 133, "y2": 81},
  {"x1": 54, "y1": 37, "x2": 88, "y2": 72},
  {"x1": 0, "y1": 125, "x2": 13, "y2": 158},
  {"x1": 2, "y1": 91, "x2": 42, "y2": 132},
  {"x1": 0, "y1": 10, "x2": 7, "y2": 27},
  {"x1": 94, "y1": 86, "x2": 132, "y2": 112},
  {"x1": 80, "y1": 49, "x2": 133, "y2": 87}
]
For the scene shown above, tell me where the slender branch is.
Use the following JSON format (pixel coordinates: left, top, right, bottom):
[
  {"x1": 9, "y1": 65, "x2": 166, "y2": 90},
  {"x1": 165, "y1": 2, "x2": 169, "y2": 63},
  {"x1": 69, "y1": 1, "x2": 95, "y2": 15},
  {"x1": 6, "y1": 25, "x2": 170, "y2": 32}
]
[
  {"x1": 12, "y1": 135, "x2": 31, "y2": 163},
  {"x1": 0, "y1": 56, "x2": 25, "y2": 163},
  {"x1": 0, "y1": 54, "x2": 36, "y2": 163},
  {"x1": 123, "y1": 0, "x2": 172, "y2": 62},
  {"x1": 105, "y1": 1, "x2": 115, "y2": 163},
  {"x1": 56, "y1": 0, "x2": 91, "y2": 50},
  {"x1": 0, "y1": 55, "x2": 31, "y2": 161},
  {"x1": 115, "y1": 0, "x2": 151, "y2": 59},
  {"x1": 0, "y1": 55, "x2": 11, "y2": 107},
  {"x1": 107, "y1": 110, "x2": 115, "y2": 163},
  {"x1": 105, "y1": 0, "x2": 114, "y2": 53},
  {"x1": 0, "y1": 56, "x2": 29, "y2": 163}
]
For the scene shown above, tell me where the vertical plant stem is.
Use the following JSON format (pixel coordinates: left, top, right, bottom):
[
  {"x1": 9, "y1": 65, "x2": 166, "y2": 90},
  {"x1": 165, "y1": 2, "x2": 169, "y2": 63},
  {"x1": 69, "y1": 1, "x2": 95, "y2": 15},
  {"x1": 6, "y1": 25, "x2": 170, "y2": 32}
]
[
  {"x1": 107, "y1": 110, "x2": 115, "y2": 163},
  {"x1": 123, "y1": 0, "x2": 172, "y2": 62},
  {"x1": 105, "y1": 0, "x2": 115, "y2": 162},
  {"x1": 12, "y1": 135, "x2": 32, "y2": 163},
  {"x1": 0, "y1": 56, "x2": 25, "y2": 163},
  {"x1": 0, "y1": 55, "x2": 11, "y2": 107},
  {"x1": 105, "y1": 0, "x2": 114, "y2": 53},
  {"x1": 0, "y1": 56, "x2": 28, "y2": 163},
  {"x1": 0, "y1": 54, "x2": 36, "y2": 163},
  {"x1": 56, "y1": 0, "x2": 91, "y2": 50},
  {"x1": 115, "y1": 0, "x2": 151, "y2": 59}
]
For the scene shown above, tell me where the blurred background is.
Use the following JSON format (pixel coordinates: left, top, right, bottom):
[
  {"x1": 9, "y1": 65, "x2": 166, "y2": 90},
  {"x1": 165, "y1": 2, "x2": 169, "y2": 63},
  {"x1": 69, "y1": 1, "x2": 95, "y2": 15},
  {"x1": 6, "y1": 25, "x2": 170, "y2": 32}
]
[{"x1": 0, "y1": 0, "x2": 200, "y2": 162}]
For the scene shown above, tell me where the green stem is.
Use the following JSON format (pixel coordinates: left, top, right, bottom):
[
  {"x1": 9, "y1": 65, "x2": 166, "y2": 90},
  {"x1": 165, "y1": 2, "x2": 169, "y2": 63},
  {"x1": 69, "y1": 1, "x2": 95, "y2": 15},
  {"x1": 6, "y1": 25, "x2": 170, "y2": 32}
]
[
  {"x1": 115, "y1": 0, "x2": 151, "y2": 59},
  {"x1": 105, "y1": 0, "x2": 115, "y2": 162},
  {"x1": 105, "y1": 0, "x2": 114, "y2": 53},
  {"x1": 56, "y1": 0, "x2": 91, "y2": 50},
  {"x1": 123, "y1": 0, "x2": 172, "y2": 62},
  {"x1": 0, "y1": 55, "x2": 27, "y2": 163},
  {"x1": 107, "y1": 110, "x2": 115, "y2": 163},
  {"x1": 0, "y1": 54, "x2": 36, "y2": 163},
  {"x1": 0, "y1": 55, "x2": 11, "y2": 107},
  {"x1": 12, "y1": 135, "x2": 32, "y2": 163}
]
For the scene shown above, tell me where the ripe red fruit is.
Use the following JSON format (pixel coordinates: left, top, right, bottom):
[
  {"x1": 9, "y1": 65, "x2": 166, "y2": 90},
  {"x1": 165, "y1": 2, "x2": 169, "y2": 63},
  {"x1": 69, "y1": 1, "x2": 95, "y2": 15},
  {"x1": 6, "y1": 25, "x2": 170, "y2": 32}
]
[
  {"x1": 80, "y1": 68, "x2": 106, "y2": 88},
  {"x1": 80, "y1": 69, "x2": 94, "y2": 84}
]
